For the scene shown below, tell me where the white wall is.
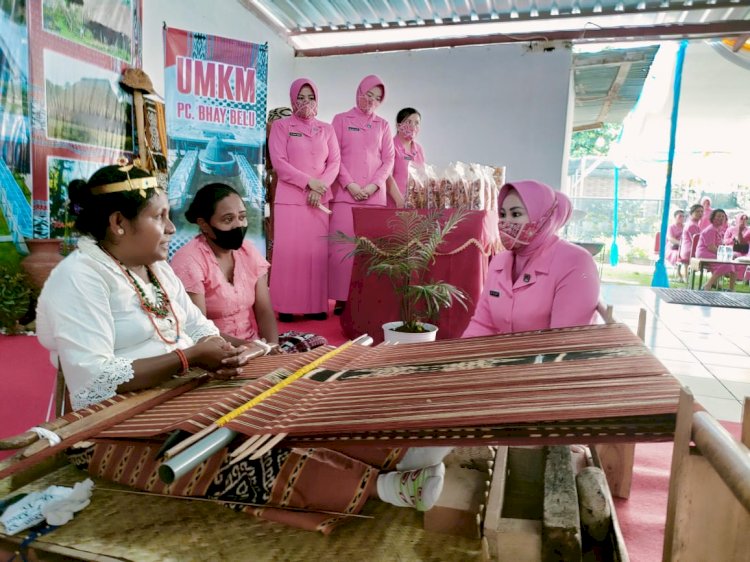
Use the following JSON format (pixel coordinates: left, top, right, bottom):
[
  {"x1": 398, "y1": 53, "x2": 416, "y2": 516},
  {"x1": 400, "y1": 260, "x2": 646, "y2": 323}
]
[
  {"x1": 142, "y1": 2, "x2": 573, "y2": 188},
  {"x1": 295, "y1": 44, "x2": 573, "y2": 188},
  {"x1": 141, "y1": 0, "x2": 296, "y2": 108}
]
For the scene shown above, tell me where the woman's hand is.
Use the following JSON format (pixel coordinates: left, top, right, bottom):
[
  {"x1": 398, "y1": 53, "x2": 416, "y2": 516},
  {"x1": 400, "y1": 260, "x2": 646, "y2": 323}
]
[
  {"x1": 307, "y1": 190, "x2": 322, "y2": 207},
  {"x1": 188, "y1": 336, "x2": 245, "y2": 378},
  {"x1": 346, "y1": 183, "x2": 367, "y2": 201},
  {"x1": 392, "y1": 190, "x2": 405, "y2": 208},
  {"x1": 363, "y1": 184, "x2": 378, "y2": 198},
  {"x1": 308, "y1": 178, "x2": 327, "y2": 195}
]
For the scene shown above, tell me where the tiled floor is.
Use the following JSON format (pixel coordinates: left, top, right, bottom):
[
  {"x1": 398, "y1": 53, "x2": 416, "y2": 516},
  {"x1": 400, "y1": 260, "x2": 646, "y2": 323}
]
[{"x1": 600, "y1": 283, "x2": 749, "y2": 423}]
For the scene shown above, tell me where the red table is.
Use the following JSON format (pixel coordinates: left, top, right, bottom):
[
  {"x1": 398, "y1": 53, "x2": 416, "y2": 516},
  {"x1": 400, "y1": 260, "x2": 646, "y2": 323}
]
[{"x1": 340, "y1": 208, "x2": 498, "y2": 343}]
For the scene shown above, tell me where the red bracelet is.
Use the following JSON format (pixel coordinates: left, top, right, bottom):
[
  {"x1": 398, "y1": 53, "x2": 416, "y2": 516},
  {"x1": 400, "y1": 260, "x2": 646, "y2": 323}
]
[{"x1": 173, "y1": 348, "x2": 189, "y2": 375}]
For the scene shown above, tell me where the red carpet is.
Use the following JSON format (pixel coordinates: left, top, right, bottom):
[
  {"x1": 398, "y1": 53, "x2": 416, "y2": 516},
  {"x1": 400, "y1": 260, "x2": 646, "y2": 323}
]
[
  {"x1": 0, "y1": 313, "x2": 742, "y2": 561},
  {"x1": 615, "y1": 422, "x2": 741, "y2": 562}
]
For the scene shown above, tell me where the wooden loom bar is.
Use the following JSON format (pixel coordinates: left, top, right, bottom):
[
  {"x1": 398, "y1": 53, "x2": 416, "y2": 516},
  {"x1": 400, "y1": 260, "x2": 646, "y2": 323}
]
[
  {"x1": 0, "y1": 374, "x2": 207, "y2": 480},
  {"x1": 691, "y1": 410, "x2": 750, "y2": 513}
]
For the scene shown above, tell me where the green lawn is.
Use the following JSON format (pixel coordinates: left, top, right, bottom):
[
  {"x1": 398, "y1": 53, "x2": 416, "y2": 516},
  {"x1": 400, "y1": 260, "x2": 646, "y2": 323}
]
[{"x1": 602, "y1": 262, "x2": 750, "y2": 293}]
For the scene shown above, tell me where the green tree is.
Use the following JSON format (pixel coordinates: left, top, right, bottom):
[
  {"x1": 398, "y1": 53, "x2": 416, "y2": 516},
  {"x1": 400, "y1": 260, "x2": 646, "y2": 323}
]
[{"x1": 570, "y1": 123, "x2": 622, "y2": 157}]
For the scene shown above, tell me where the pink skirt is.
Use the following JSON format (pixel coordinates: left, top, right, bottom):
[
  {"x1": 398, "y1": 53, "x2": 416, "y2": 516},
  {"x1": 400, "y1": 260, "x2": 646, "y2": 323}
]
[{"x1": 270, "y1": 203, "x2": 329, "y2": 313}]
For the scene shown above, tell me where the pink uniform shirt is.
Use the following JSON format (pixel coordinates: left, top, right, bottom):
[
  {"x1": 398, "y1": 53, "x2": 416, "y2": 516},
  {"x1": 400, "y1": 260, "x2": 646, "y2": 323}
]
[
  {"x1": 170, "y1": 236, "x2": 270, "y2": 340},
  {"x1": 696, "y1": 225, "x2": 723, "y2": 259},
  {"x1": 463, "y1": 180, "x2": 599, "y2": 337},
  {"x1": 331, "y1": 76, "x2": 395, "y2": 207},
  {"x1": 269, "y1": 116, "x2": 340, "y2": 205},
  {"x1": 723, "y1": 225, "x2": 750, "y2": 246},
  {"x1": 666, "y1": 222, "x2": 683, "y2": 265},
  {"x1": 679, "y1": 219, "x2": 701, "y2": 263},
  {"x1": 391, "y1": 136, "x2": 425, "y2": 201},
  {"x1": 463, "y1": 239, "x2": 600, "y2": 337}
]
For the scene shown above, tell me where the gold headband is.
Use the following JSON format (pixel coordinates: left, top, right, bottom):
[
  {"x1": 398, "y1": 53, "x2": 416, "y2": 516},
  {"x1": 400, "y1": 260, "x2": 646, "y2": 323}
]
[{"x1": 90, "y1": 165, "x2": 161, "y2": 198}]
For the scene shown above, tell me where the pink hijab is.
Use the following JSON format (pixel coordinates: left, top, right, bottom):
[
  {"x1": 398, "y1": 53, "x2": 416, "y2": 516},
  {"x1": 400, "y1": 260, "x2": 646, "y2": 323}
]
[
  {"x1": 289, "y1": 77, "x2": 318, "y2": 105},
  {"x1": 355, "y1": 75, "x2": 386, "y2": 113},
  {"x1": 498, "y1": 180, "x2": 573, "y2": 278}
]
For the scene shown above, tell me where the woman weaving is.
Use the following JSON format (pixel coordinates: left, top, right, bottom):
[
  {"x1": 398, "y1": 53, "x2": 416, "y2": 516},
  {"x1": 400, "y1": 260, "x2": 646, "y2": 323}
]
[{"x1": 35, "y1": 163, "x2": 449, "y2": 533}]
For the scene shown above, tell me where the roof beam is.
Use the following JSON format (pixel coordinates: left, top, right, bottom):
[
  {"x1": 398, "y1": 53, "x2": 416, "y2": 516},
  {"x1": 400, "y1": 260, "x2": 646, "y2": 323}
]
[
  {"x1": 597, "y1": 62, "x2": 632, "y2": 123},
  {"x1": 295, "y1": 20, "x2": 750, "y2": 56},
  {"x1": 285, "y1": 0, "x2": 746, "y2": 34}
]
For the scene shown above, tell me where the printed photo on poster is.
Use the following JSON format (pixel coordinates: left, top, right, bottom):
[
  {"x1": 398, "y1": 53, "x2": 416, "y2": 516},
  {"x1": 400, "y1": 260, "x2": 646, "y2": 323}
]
[
  {"x1": 0, "y1": 0, "x2": 32, "y2": 266},
  {"x1": 47, "y1": 157, "x2": 102, "y2": 241},
  {"x1": 43, "y1": 49, "x2": 133, "y2": 151},
  {"x1": 42, "y1": 0, "x2": 134, "y2": 63},
  {"x1": 164, "y1": 27, "x2": 268, "y2": 256}
]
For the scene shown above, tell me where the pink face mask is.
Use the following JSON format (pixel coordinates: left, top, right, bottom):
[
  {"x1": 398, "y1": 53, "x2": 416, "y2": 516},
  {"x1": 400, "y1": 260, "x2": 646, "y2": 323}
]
[
  {"x1": 357, "y1": 95, "x2": 380, "y2": 115},
  {"x1": 293, "y1": 99, "x2": 317, "y2": 119},
  {"x1": 397, "y1": 122, "x2": 419, "y2": 140},
  {"x1": 497, "y1": 201, "x2": 557, "y2": 250}
]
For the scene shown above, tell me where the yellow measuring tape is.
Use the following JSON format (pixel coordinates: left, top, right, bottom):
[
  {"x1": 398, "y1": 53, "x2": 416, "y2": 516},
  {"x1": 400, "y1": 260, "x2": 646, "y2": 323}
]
[{"x1": 215, "y1": 339, "x2": 356, "y2": 427}]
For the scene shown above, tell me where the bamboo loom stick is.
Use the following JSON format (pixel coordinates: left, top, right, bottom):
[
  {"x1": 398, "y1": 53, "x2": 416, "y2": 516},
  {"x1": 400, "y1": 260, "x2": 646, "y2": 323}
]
[
  {"x1": 159, "y1": 336, "x2": 370, "y2": 482},
  {"x1": 95, "y1": 487, "x2": 373, "y2": 518}
]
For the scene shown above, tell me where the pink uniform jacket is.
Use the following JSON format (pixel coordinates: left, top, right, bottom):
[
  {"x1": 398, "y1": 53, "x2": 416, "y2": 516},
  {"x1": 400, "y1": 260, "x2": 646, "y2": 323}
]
[
  {"x1": 696, "y1": 225, "x2": 724, "y2": 258},
  {"x1": 462, "y1": 238, "x2": 600, "y2": 337},
  {"x1": 331, "y1": 109, "x2": 395, "y2": 206},
  {"x1": 679, "y1": 220, "x2": 701, "y2": 263},
  {"x1": 269, "y1": 115, "x2": 340, "y2": 206},
  {"x1": 723, "y1": 225, "x2": 750, "y2": 246},
  {"x1": 390, "y1": 135, "x2": 425, "y2": 205},
  {"x1": 666, "y1": 222, "x2": 683, "y2": 265}
]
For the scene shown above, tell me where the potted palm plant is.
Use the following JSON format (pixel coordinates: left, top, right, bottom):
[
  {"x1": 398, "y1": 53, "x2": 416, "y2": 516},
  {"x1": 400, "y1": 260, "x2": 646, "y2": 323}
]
[{"x1": 334, "y1": 209, "x2": 469, "y2": 343}]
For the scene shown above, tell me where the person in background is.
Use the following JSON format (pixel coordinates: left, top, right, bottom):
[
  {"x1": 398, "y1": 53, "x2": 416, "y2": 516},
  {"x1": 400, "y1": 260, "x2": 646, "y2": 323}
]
[
  {"x1": 267, "y1": 79, "x2": 340, "y2": 323},
  {"x1": 171, "y1": 183, "x2": 278, "y2": 347},
  {"x1": 667, "y1": 209, "x2": 686, "y2": 283},
  {"x1": 385, "y1": 107, "x2": 425, "y2": 208},
  {"x1": 329, "y1": 75, "x2": 395, "y2": 315},
  {"x1": 679, "y1": 203, "x2": 704, "y2": 268},
  {"x1": 463, "y1": 180, "x2": 600, "y2": 337},
  {"x1": 696, "y1": 208, "x2": 736, "y2": 291},
  {"x1": 724, "y1": 212, "x2": 750, "y2": 255},
  {"x1": 698, "y1": 196, "x2": 713, "y2": 231}
]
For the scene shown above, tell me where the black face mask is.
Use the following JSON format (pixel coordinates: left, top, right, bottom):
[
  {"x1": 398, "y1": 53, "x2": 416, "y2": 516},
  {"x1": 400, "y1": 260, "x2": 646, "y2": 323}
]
[{"x1": 209, "y1": 225, "x2": 247, "y2": 250}]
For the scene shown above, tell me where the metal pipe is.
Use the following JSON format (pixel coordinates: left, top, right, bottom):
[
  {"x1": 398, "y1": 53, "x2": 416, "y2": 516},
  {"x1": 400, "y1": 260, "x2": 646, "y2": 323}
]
[
  {"x1": 158, "y1": 335, "x2": 375, "y2": 483},
  {"x1": 158, "y1": 427, "x2": 237, "y2": 484}
]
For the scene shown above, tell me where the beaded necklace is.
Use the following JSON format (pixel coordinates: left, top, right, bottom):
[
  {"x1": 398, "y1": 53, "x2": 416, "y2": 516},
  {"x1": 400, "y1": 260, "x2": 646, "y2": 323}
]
[{"x1": 100, "y1": 246, "x2": 181, "y2": 344}]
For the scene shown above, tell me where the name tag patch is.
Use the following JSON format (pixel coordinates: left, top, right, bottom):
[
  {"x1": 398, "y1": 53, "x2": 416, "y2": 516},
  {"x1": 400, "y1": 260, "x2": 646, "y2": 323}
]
[
  {"x1": 489, "y1": 290, "x2": 500, "y2": 297},
  {"x1": 348, "y1": 127, "x2": 360, "y2": 131},
  {"x1": 289, "y1": 132, "x2": 302, "y2": 137}
]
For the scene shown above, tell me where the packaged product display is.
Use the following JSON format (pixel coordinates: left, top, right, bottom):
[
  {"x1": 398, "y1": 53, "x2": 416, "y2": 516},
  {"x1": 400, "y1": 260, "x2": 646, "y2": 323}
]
[{"x1": 405, "y1": 162, "x2": 506, "y2": 210}]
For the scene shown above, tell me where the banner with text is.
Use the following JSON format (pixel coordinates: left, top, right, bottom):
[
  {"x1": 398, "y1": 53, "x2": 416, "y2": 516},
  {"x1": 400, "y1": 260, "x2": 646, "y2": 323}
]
[{"x1": 164, "y1": 27, "x2": 268, "y2": 256}]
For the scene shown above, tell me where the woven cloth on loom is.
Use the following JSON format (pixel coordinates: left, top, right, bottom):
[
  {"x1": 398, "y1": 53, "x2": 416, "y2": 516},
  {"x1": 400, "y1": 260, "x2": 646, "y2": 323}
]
[{"x1": 99, "y1": 324, "x2": 682, "y2": 447}]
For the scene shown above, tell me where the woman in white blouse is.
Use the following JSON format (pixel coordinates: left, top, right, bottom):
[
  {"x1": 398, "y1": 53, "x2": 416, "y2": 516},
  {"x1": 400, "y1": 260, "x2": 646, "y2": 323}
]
[
  {"x1": 34, "y1": 162, "x2": 449, "y2": 533},
  {"x1": 36, "y1": 163, "x2": 256, "y2": 410}
]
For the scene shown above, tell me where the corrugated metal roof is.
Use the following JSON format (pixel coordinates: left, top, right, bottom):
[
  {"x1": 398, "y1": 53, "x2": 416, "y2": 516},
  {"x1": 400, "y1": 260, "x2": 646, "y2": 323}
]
[
  {"x1": 573, "y1": 45, "x2": 659, "y2": 128},
  {"x1": 242, "y1": 0, "x2": 750, "y2": 55}
]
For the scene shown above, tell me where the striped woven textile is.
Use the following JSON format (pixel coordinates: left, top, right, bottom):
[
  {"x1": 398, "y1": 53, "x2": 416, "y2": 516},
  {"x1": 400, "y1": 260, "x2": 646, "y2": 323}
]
[{"x1": 98, "y1": 324, "x2": 682, "y2": 448}]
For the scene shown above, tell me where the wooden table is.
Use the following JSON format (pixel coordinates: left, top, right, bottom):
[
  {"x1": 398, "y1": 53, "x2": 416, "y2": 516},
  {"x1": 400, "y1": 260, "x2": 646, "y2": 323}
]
[{"x1": 688, "y1": 257, "x2": 746, "y2": 289}]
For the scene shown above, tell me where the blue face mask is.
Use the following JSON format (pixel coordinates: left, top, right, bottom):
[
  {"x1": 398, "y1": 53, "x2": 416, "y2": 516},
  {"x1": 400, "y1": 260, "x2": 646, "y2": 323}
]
[{"x1": 210, "y1": 225, "x2": 247, "y2": 250}]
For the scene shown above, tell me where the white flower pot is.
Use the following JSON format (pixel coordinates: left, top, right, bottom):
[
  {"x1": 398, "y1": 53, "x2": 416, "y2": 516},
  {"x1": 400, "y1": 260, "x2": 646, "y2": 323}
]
[{"x1": 382, "y1": 321, "x2": 438, "y2": 344}]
